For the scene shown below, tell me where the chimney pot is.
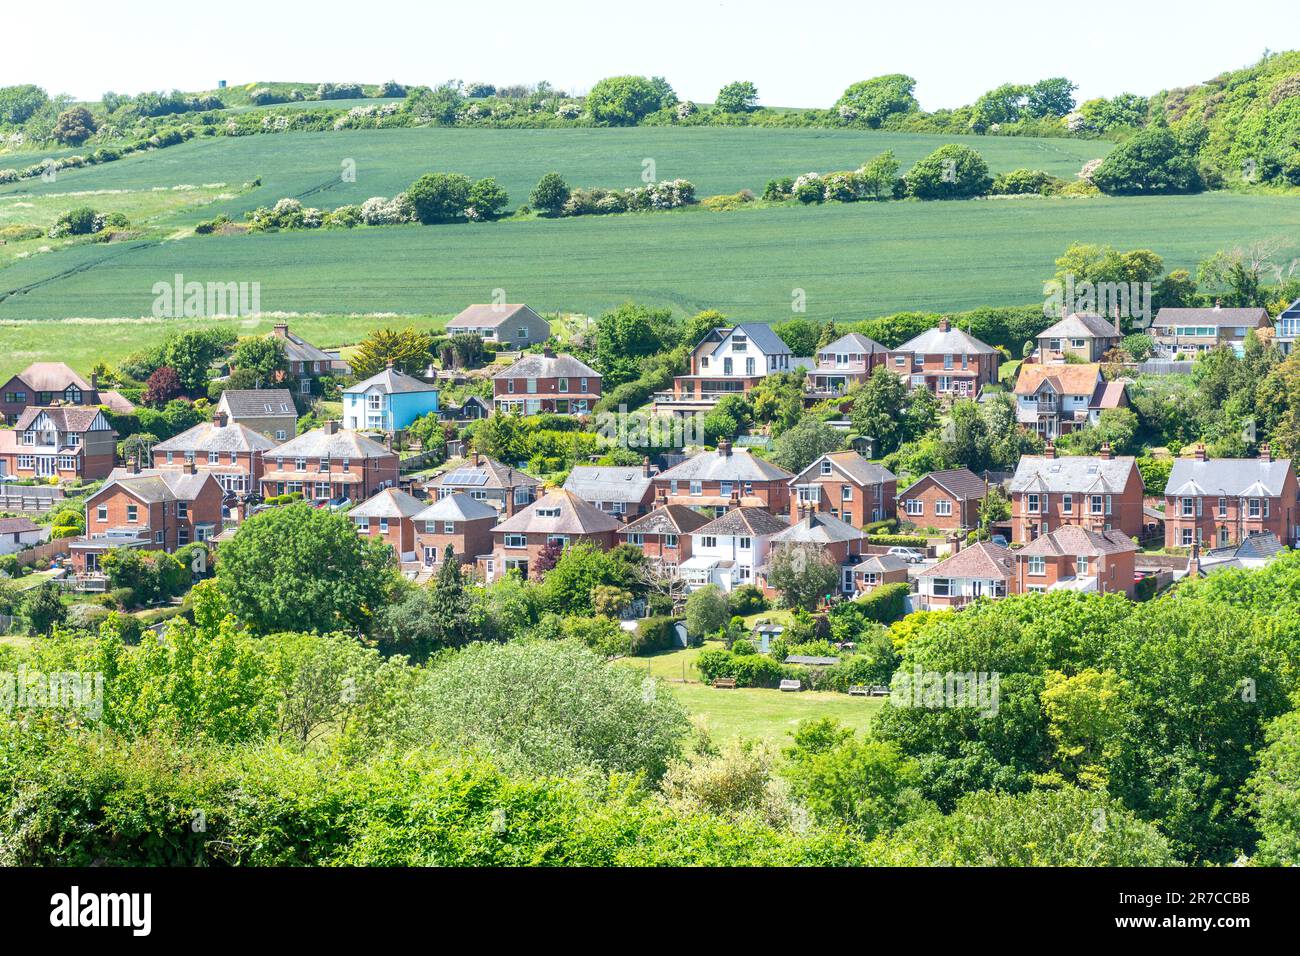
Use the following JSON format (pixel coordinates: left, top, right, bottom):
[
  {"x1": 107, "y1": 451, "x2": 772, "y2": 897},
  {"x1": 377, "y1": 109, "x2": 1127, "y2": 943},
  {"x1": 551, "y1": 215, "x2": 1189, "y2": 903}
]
[
  {"x1": 188, "y1": 458, "x2": 197, "y2": 475},
  {"x1": 1099, "y1": 441, "x2": 1112, "y2": 460},
  {"x1": 642, "y1": 455, "x2": 651, "y2": 478},
  {"x1": 1044, "y1": 441, "x2": 1056, "y2": 460},
  {"x1": 273, "y1": 323, "x2": 289, "y2": 338},
  {"x1": 1195, "y1": 443, "x2": 1207, "y2": 461},
  {"x1": 129, "y1": 456, "x2": 140, "y2": 474},
  {"x1": 718, "y1": 438, "x2": 732, "y2": 457},
  {"x1": 215, "y1": 411, "x2": 228, "y2": 428},
  {"x1": 938, "y1": 317, "x2": 951, "y2": 333},
  {"x1": 1260, "y1": 443, "x2": 1272, "y2": 463}
]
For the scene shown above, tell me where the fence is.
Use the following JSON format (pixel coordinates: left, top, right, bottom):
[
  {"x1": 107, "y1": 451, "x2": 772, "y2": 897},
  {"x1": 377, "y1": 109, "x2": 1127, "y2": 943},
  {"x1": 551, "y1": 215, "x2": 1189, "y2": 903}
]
[
  {"x1": 1137, "y1": 360, "x2": 1195, "y2": 375},
  {"x1": 0, "y1": 487, "x2": 64, "y2": 513},
  {"x1": 13, "y1": 537, "x2": 75, "y2": 567}
]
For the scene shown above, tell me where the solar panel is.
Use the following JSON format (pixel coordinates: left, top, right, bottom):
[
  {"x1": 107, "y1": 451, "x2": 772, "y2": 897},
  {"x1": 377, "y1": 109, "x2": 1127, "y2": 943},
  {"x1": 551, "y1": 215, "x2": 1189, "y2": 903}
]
[{"x1": 443, "y1": 470, "x2": 489, "y2": 486}]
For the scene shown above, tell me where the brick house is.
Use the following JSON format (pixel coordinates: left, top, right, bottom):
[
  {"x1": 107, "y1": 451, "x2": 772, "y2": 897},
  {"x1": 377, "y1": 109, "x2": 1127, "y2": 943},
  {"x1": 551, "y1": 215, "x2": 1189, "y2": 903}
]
[
  {"x1": 445, "y1": 303, "x2": 551, "y2": 347},
  {"x1": 413, "y1": 492, "x2": 499, "y2": 571},
  {"x1": 847, "y1": 553, "x2": 910, "y2": 596},
  {"x1": 807, "y1": 333, "x2": 890, "y2": 397},
  {"x1": 0, "y1": 406, "x2": 117, "y2": 481},
  {"x1": 563, "y1": 461, "x2": 656, "y2": 520},
  {"x1": 656, "y1": 324, "x2": 795, "y2": 415},
  {"x1": 423, "y1": 453, "x2": 541, "y2": 517},
  {"x1": 681, "y1": 506, "x2": 789, "y2": 593},
  {"x1": 259, "y1": 422, "x2": 398, "y2": 504},
  {"x1": 485, "y1": 488, "x2": 621, "y2": 582},
  {"x1": 1035, "y1": 312, "x2": 1122, "y2": 363},
  {"x1": 0, "y1": 362, "x2": 135, "y2": 424},
  {"x1": 618, "y1": 503, "x2": 712, "y2": 573},
  {"x1": 1151, "y1": 305, "x2": 1271, "y2": 358},
  {"x1": 493, "y1": 350, "x2": 601, "y2": 415},
  {"x1": 915, "y1": 541, "x2": 1013, "y2": 610},
  {"x1": 789, "y1": 451, "x2": 897, "y2": 526},
  {"x1": 264, "y1": 323, "x2": 351, "y2": 397},
  {"x1": 888, "y1": 318, "x2": 1001, "y2": 398},
  {"x1": 351, "y1": 487, "x2": 428, "y2": 563},
  {"x1": 897, "y1": 468, "x2": 987, "y2": 532},
  {"x1": 653, "y1": 440, "x2": 794, "y2": 516},
  {"x1": 152, "y1": 411, "x2": 280, "y2": 519},
  {"x1": 1162, "y1": 444, "x2": 1299, "y2": 549},
  {"x1": 1013, "y1": 525, "x2": 1137, "y2": 598},
  {"x1": 215, "y1": 388, "x2": 298, "y2": 442},
  {"x1": 761, "y1": 510, "x2": 870, "y2": 597},
  {"x1": 71, "y1": 467, "x2": 223, "y2": 573},
  {"x1": 1008, "y1": 443, "x2": 1144, "y2": 543},
  {"x1": 1013, "y1": 363, "x2": 1128, "y2": 440}
]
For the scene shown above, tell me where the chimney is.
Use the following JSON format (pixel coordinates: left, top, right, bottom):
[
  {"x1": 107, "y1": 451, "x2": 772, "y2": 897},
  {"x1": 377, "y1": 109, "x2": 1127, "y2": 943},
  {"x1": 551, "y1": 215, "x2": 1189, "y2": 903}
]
[
  {"x1": 642, "y1": 455, "x2": 651, "y2": 478},
  {"x1": 656, "y1": 488, "x2": 668, "y2": 506},
  {"x1": 473, "y1": 450, "x2": 482, "y2": 466},
  {"x1": 1260, "y1": 443, "x2": 1272, "y2": 463},
  {"x1": 504, "y1": 470, "x2": 517, "y2": 516},
  {"x1": 542, "y1": 347, "x2": 556, "y2": 359},
  {"x1": 215, "y1": 411, "x2": 228, "y2": 428},
  {"x1": 1099, "y1": 441, "x2": 1112, "y2": 460},
  {"x1": 187, "y1": 457, "x2": 198, "y2": 475},
  {"x1": 950, "y1": 531, "x2": 962, "y2": 555},
  {"x1": 938, "y1": 316, "x2": 952, "y2": 333},
  {"x1": 1112, "y1": 303, "x2": 1122, "y2": 337},
  {"x1": 1187, "y1": 537, "x2": 1201, "y2": 580},
  {"x1": 384, "y1": 434, "x2": 393, "y2": 452},
  {"x1": 129, "y1": 455, "x2": 140, "y2": 475},
  {"x1": 323, "y1": 420, "x2": 338, "y2": 436},
  {"x1": 90, "y1": 371, "x2": 99, "y2": 390},
  {"x1": 385, "y1": 358, "x2": 394, "y2": 370},
  {"x1": 1213, "y1": 300, "x2": 1222, "y2": 311},
  {"x1": 1044, "y1": 440, "x2": 1056, "y2": 460},
  {"x1": 1195, "y1": 443, "x2": 1207, "y2": 461},
  {"x1": 718, "y1": 438, "x2": 732, "y2": 458},
  {"x1": 272, "y1": 323, "x2": 289, "y2": 339},
  {"x1": 730, "y1": 485, "x2": 742, "y2": 510}
]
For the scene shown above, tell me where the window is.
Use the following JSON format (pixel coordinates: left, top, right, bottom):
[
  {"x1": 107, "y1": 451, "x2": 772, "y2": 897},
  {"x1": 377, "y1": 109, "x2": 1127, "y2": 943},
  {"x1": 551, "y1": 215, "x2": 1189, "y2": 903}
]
[
  {"x1": 1249, "y1": 498, "x2": 1261, "y2": 518},
  {"x1": 842, "y1": 485, "x2": 853, "y2": 501},
  {"x1": 1028, "y1": 556, "x2": 1046, "y2": 575},
  {"x1": 208, "y1": 451, "x2": 220, "y2": 464},
  {"x1": 444, "y1": 521, "x2": 455, "y2": 534},
  {"x1": 379, "y1": 518, "x2": 389, "y2": 533},
  {"x1": 96, "y1": 505, "x2": 107, "y2": 522},
  {"x1": 1217, "y1": 497, "x2": 1227, "y2": 517},
  {"x1": 341, "y1": 458, "x2": 350, "y2": 472},
  {"x1": 504, "y1": 534, "x2": 527, "y2": 549},
  {"x1": 1027, "y1": 494, "x2": 1040, "y2": 514},
  {"x1": 1181, "y1": 497, "x2": 1194, "y2": 517},
  {"x1": 1181, "y1": 528, "x2": 1194, "y2": 546},
  {"x1": 526, "y1": 379, "x2": 538, "y2": 394},
  {"x1": 507, "y1": 379, "x2": 516, "y2": 393},
  {"x1": 177, "y1": 502, "x2": 188, "y2": 520},
  {"x1": 127, "y1": 504, "x2": 138, "y2": 522},
  {"x1": 664, "y1": 534, "x2": 678, "y2": 548},
  {"x1": 295, "y1": 458, "x2": 307, "y2": 472},
  {"x1": 738, "y1": 536, "x2": 752, "y2": 550},
  {"x1": 690, "y1": 480, "x2": 702, "y2": 497},
  {"x1": 276, "y1": 430, "x2": 287, "y2": 441},
  {"x1": 1062, "y1": 494, "x2": 1072, "y2": 514},
  {"x1": 155, "y1": 530, "x2": 165, "y2": 544},
  {"x1": 1090, "y1": 495, "x2": 1104, "y2": 515},
  {"x1": 177, "y1": 528, "x2": 189, "y2": 546},
  {"x1": 905, "y1": 499, "x2": 923, "y2": 516},
  {"x1": 701, "y1": 536, "x2": 717, "y2": 549},
  {"x1": 557, "y1": 378, "x2": 568, "y2": 392},
  {"x1": 580, "y1": 377, "x2": 588, "y2": 393},
  {"x1": 1075, "y1": 555, "x2": 1088, "y2": 575},
  {"x1": 935, "y1": 500, "x2": 952, "y2": 516},
  {"x1": 931, "y1": 578, "x2": 951, "y2": 597},
  {"x1": 820, "y1": 460, "x2": 833, "y2": 476},
  {"x1": 627, "y1": 533, "x2": 645, "y2": 546}
]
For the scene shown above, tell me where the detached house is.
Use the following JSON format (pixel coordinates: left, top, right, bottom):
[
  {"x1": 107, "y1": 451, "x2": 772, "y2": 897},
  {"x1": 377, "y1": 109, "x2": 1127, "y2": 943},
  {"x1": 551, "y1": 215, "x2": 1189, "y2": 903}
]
[
  {"x1": 260, "y1": 423, "x2": 398, "y2": 504},
  {"x1": 413, "y1": 493, "x2": 499, "y2": 572},
  {"x1": 152, "y1": 411, "x2": 280, "y2": 518},
  {"x1": 266, "y1": 323, "x2": 350, "y2": 395},
  {"x1": 888, "y1": 318, "x2": 1000, "y2": 398},
  {"x1": 897, "y1": 468, "x2": 987, "y2": 532},
  {"x1": 0, "y1": 407, "x2": 117, "y2": 481},
  {"x1": 1008, "y1": 444, "x2": 1144, "y2": 542},
  {"x1": 657, "y1": 324, "x2": 794, "y2": 414},
  {"x1": 216, "y1": 388, "x2": 297, "y2": 442},
  {"x1": 72, "y1": 467, "x2": 224, "y2": 573},
  {"x1": 1035, "y1": 312, "x2": 1122, "y2": 363},
  {"x1": 485, "y1": 488, "x2": 621, "y2": 582},
  {"x1": 682, "y1": 506, "x2": 789, "y2": 593},
  {"x1": 1013, "y1": 363, "x2": 1127, "y2": 440},
  {"x1": 618, "y1": 503, "x2": 712, "y2": 572},
  {"x1": 916, "y1": 541, "x2": 1013, "y2": 610},
  {"x1": 762, "y1": 510, "x2": 870, "y2": 597},
  {"x1": 563, "y1": 461, "x2": 655, "y2": 519},
  {"x1": 1151, "y1": 306, "x2": 1271, "y2": 358},
  {"x1": 424, "y1": 453, "x2": 541, "y2": 516},
  {"x1": 343, "y1": 365, "x2": 439, "y2": 433},
  {"x1": 653, "y1": 440, "x2": 794, "y2": 516},
  {"x1": 807, "y1": 333, "x2": 890, "y2": 397},
  {"x1": 351, "y1": 488, "x2": 428, "y2": 563},
  {"x1": 1163, "y1": 445, "x2": 1299, "y2": 549},
  {"x1": 446, "y1": 303, "x2": 551, "y2": 347},
  {"x1": 1275, "y1": 296, "x2": 1300, "y2": 355},
  {"x1": 493, "y1": 350, "x2": 600, "y2": 415},
  {"x1": 789, "y1": 451, "x2": 896, "y2": 526},
  {"x1": 1013, "y1": 525, "x2": 1137, "y2": 598},
  {"x1": 0, "y1": 362, "x2": 134, "y2": 424}
]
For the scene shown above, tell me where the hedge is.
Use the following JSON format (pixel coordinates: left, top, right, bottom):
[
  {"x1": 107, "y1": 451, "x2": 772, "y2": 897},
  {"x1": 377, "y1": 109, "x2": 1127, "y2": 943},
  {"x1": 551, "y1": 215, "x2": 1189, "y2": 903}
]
[
  {"x1": 630, "y1": 616, "x2": 678, "y2": 656},
  {"x1": 855, "y1": 582, "x2": 911, "y2": 624},
  {"x1": 695, "y1": 648, "x2": 788, "y2": 688},
  {"x1": 866, "y1": 534, "x2": 929, "y2": 548}
]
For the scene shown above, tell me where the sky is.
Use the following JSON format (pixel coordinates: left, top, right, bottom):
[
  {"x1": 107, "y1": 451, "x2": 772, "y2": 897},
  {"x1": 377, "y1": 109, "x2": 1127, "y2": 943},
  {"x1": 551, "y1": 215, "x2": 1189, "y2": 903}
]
[{"x1": 3, "y1": 0, "x2": 1297, "y2": 109}]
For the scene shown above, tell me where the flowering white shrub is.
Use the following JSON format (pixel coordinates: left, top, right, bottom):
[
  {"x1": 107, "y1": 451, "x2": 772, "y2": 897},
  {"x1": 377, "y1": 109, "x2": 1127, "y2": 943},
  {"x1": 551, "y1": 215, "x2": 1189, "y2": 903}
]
[
  {"x1": 359, "y1": 194, "x2": 415, "y2": 225},
  {"x1": 1078, "y1": 158, "x2": 1103, "y2": 182},
  {"x1": 676, "y1": 101, "x2": 697, "y2": 120},
  {"x1": 555, "y1": 102, "x2": 582, "y2": 119}
]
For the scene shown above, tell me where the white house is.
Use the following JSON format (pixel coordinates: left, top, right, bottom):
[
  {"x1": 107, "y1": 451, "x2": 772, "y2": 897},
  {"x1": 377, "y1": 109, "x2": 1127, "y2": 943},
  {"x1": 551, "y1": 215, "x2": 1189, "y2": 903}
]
[
  {"x1": 681, "y1": 507, "x2": 789, "y2": 592},
  {"x1": 658, "y1": 324, "x2": 795, "y2": 414},
  {"x1": 0, "y1": 517, "x2": 46, "y2": 556}
]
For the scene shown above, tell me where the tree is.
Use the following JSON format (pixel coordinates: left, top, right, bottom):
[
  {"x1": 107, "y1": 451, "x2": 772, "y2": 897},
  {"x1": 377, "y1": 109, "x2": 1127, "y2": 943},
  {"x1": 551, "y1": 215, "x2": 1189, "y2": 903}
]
[
  {"x1": 23, "y1": 581, "x2": 66, "y2": 636},
  {"x1": 1039, "y1": 668, "x2": 1131, "y2": 790},
  {"x1": 163, "y1": 328, "x2": 233, "y2": 393},
  {"x1": 1025, "y1": 77, "x2": 1077, "y2": 118},
  {"x1": 585, "y1": 75, "x2": 663, "y2": 126},
  {"x1": 536, "y1": 543, "x2": 630, "y2": 615},
  {"x1": 473, "y1": 412, "x2": 527, "y2": 463},
  {"x1": 530, "y1": 172, "x2": 570, "y2": 215},
  {"x1": 769, "y1": 417, "x2": 844, "y2": 473},
  {"x1": 349, "y1": 326, "x2": 433, "y2": 378},
  {"x1": 440, "y1": 332, "x2": 487, "y2": 369},
  {"x1": 715, "y1": 81, "x2": 759, "y2": 114},
  {"x1": 467, "y1": 177, "x2": 508, "y2": 220},
  {"x1": 406, "y1": 172, "x2": 472, "y2": 223},
  {"x1": 972, "y1": 82, "x2": 1030, "y2": 127},
  {"x1": 1197, "y1": 241, "x2": 1279, "y2": 307},
  {"x1": 231, "y1": 336, "x2": 288, "y2": 384},
  {"x1": 765, "y1": 544, "x2": 840, "y2": 611},
  {"x1": 772, "y1": 318, "x2": 820, "y2": 356},
  {"x1": 404, "y1": 83, "x2": 464, "y2": 124},
  {"x1": 851, "y1": 365, "x2": 910, "y2": 455},
  {"x1": 52, "y1": 106, "x2": 96, "y2": 145},
  {"x1": 684, "y1": 585, "x2": 729, "y2": 639},
  {"x1": 0, "y1": 84, "x2": 49, "y2": 125},
  {"x1": 143, "y1": 366, "x2": 183, "y2": 406},
  {"x1": 1246, "y1": 710, "x2": 1300, "y2": 865},
  {"x1": 858, "y1": 150, "x2": 901, "y2": 199},
  {"x1": 834, "y1": 75, "x2": 918, "y2": 127},
  {"x1": 905, "y1": 144, "x2": 992, "y2": 199},
  {"x1": 1091, "y1": 127, "x2": 1202, "y2": 195},
  {"x1": 593, "y1": 302, "x2": 676, "y2": 389},
  {"x1": 216, "y1": 503, "x2": 395, "y2": 634},
  {"x1": 422, "y1": 545, "x2": 482, "y2": 651}
]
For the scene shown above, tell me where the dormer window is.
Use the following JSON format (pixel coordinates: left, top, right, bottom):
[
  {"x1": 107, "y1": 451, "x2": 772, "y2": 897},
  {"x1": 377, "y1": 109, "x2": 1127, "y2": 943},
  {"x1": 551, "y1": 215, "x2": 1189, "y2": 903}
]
[
  {"x1": 820, "y1": 460, "x2": 832, "y2": 476},
  {"x1": 537, "y1": 507, "x2": 561, "y2": 518}
]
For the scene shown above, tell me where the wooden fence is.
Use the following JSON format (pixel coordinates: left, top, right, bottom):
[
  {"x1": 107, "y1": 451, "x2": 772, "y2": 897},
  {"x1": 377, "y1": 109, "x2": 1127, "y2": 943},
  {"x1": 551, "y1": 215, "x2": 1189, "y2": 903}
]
[{"x1": 13, "y1": 537, "x2": 75, "y2": 567}]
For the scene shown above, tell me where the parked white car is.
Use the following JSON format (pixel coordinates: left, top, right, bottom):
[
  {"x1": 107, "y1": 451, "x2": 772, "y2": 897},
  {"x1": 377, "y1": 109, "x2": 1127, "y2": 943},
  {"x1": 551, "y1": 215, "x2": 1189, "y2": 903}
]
[{"x1": 886, "y1": 546, "x2": 926, "y2": 564}]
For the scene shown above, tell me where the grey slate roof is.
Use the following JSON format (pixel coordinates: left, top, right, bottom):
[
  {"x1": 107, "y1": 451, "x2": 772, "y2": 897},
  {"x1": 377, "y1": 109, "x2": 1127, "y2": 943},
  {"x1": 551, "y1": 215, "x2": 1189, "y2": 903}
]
[
  {"x1": 1009, "y1": 455, "x2": 1139, "y2": 494},
  {"x1": 563, "y1": 466, "x2": 653, "y2": 503},
  {"x1": 896, "y1": 324, "x2": 998, "y2": 355},
  {"x1": 0, "y1": 517, "x2": 41, "y2": 534},
  {"x1": 658, "y1": 448, "x2": 794, "y2": 484},
  {"x1": 154, "y1": 420, "x2": 280, "y2": 454},
  {"x1": 493, "y1": 488, "x2": 622, "y2": 535},
  {"x1": 218, "y1": 389, "x2": 296, "y2": 418},
  {"x1": 901, "y1": 467, "x2": 987, "y2": 501},
  {"x1": 413, "y1": 492, "x2": 500, "y2": 523},
  {"x1": 274, "y1": 326, "x2": 335, "y2": 364},
  {"x1": 772, "y1": 512, "x2": 867, "y2": 545},
  {"x1": 852, "y1": 553, "x2": 909, "y2": 574},
  {"x1": 343, "y1": 368, "x2": 437, "y2": 395},
  {"x1": 621, "y1": 504, "x2": 712, "y2": 536},
  {"x1": 792, "y1": 451, "x2": 895, "y2": 486},
  {"x1": 694, "y1": 507, "x2": 790, "y2": 538},
  {"x1": 494, "y1": 353, "x2": 599, "y2": 380},
  {"x1": 1152, "y1": 307, "x2": 1270, "y2": 329},
  {"x1": 448, "y1": 303, "x2": 546, "y2": 330},
  {"x1": 818, "y1": 332, "x2": 889, "y2": 356},
  {"x1": 272, "y1": 427, "x2": 393, "y2": 460},
  {"x1": 13, "y1": 406, "x2": 108, "y2": 433},
  {"x1": 705, "y1": 323, "x2": 791, "y2": 358},
  {"x1": 102, "y1": 469, "x2": 215, "y2": 503},
  {"x1": 1038, "y1": 312, "x2": 1121, "y2": 339},
  {"x1": 1166, "y1": 456, "x2": 1293, "y2": 498},
  {"x1": 349, "y1": 488, "x2": 427, "y2": 519}
]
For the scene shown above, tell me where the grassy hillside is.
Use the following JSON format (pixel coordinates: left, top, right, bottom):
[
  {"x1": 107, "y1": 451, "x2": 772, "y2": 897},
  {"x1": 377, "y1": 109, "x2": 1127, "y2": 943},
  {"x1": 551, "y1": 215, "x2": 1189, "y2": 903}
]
[{"x1": 3, "y1": 189, "x2": 1298, "y2": 378}]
